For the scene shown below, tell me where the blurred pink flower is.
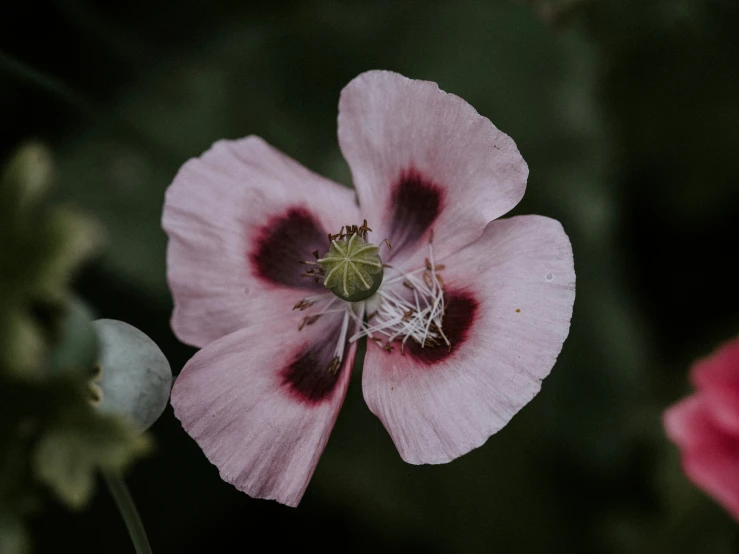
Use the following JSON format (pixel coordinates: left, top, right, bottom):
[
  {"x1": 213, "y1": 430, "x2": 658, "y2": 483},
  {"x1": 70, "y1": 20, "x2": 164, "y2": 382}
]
[
  {"x1": 664, "y1": 336, "x2": 739, "y2": 520},
  {"x1": 162, "y1": 70, "x2": 575, "y2": 506}
]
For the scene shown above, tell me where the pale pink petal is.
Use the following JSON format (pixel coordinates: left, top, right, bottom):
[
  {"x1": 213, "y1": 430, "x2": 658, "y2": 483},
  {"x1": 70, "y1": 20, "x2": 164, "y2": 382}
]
[
  {"x1": 162, "y1": 136, "x2": 360, "y2": 347},
  {"x1": 171, "y1": 311, "x2": 356, "y2": 507},
  {"x1": 691, "y1": 337, "x2": 739, "y2": 434},
  {"x1": 338, "y1": 70, "x2": 528, "y2": 269},
  {"x1": 362, "y1": 215, "x2": 575, "y2": 464},
  {"x1": 664, "y1": 394, "x2": 739, "y2": 521}
]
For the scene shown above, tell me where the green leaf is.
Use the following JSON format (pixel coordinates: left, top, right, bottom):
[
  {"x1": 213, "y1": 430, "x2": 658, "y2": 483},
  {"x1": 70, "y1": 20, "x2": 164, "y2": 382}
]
[
  {"x1": 33, "y1": 409, "x2": 149, "y2": 509},
  {"x1": 47, "y1": 298, "x2": 99, "y2": 379},
  {"x1": 0, "y1": 512, "x2": 28, "y2": 554}
]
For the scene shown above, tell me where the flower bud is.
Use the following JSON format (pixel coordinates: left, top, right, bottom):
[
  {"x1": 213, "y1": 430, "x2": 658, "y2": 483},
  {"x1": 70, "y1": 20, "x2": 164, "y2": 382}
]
[{"x1": 93, "y1": 319, "x2": 171, "y2": 431}]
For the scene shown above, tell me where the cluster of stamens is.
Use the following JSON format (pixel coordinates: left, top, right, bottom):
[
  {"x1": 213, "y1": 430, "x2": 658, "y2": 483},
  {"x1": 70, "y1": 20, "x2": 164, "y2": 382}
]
[
  {"x1": 352, "y1": 234, "x2": 450, "y2": 355},
  {"x1": 298, "y1": 251, "x2": 324, "y2": 285},
  {"x1": 294, "y1": 223, "x2": 449, "y2": 373}
]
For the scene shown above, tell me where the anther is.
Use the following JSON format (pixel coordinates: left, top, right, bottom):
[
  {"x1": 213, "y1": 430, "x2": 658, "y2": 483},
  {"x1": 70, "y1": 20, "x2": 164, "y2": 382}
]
[
  {"x1": 327, "y1": 356, "x2": 340, "y2": 375},
  {"x1": 293, "y1": 299, "x2": 315, "y2": 311},
  {"x1": 358, "y1": 219, "x2": 373, "y2": 239},
  {"x1": 425, "y1": 258, "x2": 445, "y2": 271},
  {"x1": 298, "y1": 314, "x2": 321, "y2": 331}
]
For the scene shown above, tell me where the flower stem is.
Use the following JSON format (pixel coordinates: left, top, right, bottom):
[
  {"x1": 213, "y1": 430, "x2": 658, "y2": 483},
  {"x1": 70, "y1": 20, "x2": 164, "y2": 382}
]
[{"x1": 103, "y1": 471, "x2": 153, "y2": 554}]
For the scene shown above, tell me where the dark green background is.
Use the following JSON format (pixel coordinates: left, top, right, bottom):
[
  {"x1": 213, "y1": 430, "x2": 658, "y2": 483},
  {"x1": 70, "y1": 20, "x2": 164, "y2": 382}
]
[{"x1": 3, "y1": 0, "x2": 739, "y2": 552}]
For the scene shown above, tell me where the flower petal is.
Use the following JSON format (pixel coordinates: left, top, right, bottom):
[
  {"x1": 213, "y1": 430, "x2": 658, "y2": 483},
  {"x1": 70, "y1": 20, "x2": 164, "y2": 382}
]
[
  {"x1": 691, "y1": 336, "x2": 739, "y2": 434},
  {"x1": 170, "y1": 311, "x2": 356, "y2": 507},
  {"x1": 362, "y1": 215, "x2": 575, "y2": 464},
  {"x1": 162, "y1": 136, "x2": 360, "y2": 347},
  {"x1": 338, "y1": 70, "x2": 528, "y2": 268},
  {"x1": 664, "y1": 394, "x2": 739, "y2": 521}
]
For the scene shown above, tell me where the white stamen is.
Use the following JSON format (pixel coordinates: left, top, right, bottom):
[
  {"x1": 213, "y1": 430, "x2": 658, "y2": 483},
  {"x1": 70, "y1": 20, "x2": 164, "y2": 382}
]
[
  {"x1": 301, "y1": 291, "x2": 334, "y2": 304},
  {"x1": 349, "y1": 236, "x2": 449, "y2": 352},
  {"x1": 294, "y1": 293, "x2": 360, "y2": 371},
  {"x1": 428, "y1": 238, "x2": 438, "y2": 297},
  {"x1": 334, "y1": 307, "x2": 351, "y2": 362}
]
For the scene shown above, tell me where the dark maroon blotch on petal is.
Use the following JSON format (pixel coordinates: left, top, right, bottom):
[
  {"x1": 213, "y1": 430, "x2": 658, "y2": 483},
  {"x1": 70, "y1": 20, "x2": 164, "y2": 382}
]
[
  {"x1": 281, "y1": 336, "x2": 346, "y2": 406},
  {"x1": 408, "y1": 291, "x2": 477, "y2": 364},
  {"x1": 250, "y1": 207, "x2": 328, "y2": 289},
  {"x1": 386, "y1": 169, "x2": 444, "y2": 258}
]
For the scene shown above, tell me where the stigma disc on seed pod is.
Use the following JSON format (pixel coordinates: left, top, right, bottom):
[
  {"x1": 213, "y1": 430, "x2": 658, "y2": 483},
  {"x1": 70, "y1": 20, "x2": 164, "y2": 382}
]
[{"x1": 317, "y1": 229, "x2": 384, "y2": 302}]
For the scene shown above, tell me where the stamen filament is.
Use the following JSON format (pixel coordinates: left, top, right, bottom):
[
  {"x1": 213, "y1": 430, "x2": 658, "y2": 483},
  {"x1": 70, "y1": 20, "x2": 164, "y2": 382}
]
[
  {"x1": 347, "y1": 234, "x2": 449, "y2": 352},
  {"x1": 334, "y1": 308, "x2": 350, "y2": 363}
]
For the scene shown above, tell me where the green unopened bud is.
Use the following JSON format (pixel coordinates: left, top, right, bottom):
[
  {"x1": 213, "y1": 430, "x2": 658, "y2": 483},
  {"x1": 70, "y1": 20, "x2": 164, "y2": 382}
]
[
  {"x1": 92, "y1": 320, "x2": 171, "y2": 432},
  {"x1": 318, "y1": 234, "x2": 384, "y2": 302}
]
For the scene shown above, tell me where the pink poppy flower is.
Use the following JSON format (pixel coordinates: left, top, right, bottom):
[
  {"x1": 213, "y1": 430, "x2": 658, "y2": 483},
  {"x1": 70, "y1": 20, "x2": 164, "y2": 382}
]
[
  {"x1": 163, "y1": 70, "x2": 576, "y2": 506},
  {"x1": 664, "y1": 336, "x2": 739, "y2": 520}
]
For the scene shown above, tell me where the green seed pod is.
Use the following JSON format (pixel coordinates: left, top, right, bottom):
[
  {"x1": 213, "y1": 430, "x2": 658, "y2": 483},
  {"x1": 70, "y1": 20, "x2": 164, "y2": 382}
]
[
  {"x1": 93, "y1": 319, "x2": 171, "y2": 431},
  {"x1": 318, "y1": 234, "x2": 384, "y2": 302}
]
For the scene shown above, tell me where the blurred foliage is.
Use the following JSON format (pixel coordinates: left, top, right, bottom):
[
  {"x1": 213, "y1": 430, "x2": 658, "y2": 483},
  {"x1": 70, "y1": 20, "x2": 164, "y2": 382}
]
[
  {"x1": 0, "y1": 145, "x2": 148, "y2": 554},
  {"x1": 1, "y1": 0, "x2": 738, "y2": 553}
]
